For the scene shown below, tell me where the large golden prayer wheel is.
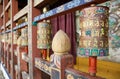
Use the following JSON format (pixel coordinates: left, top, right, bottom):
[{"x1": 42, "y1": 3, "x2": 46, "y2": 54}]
[{"x1": 79, "y1": 6, "x2": 109, "y2": 56}]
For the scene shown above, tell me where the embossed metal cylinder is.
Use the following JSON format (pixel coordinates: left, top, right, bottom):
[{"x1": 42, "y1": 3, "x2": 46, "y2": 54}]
[
  {"x1": 37, "y1": 22, "x2": 51, "y2": 49},
  {"x1": 79, "y1": 6, "x2": 109, "y2": 76},
  {"x1": 79, "y1": 6, "x2": 109, "y2": 56},
  {"x1": 1, "y1": 34, "x2": 5, "y2": 42},
  {"x1": 21, "y1": 27, "x2": 28, "y2": 46},
  {"x1": 13, "y1": 31, "x2": 18, "y2": 44},
  {"x1": 5, "y1": 33, "x2": 8, "y2": 43},
  {"x1": 8, "y1": 33, "x2": 11, "y2": 44}
]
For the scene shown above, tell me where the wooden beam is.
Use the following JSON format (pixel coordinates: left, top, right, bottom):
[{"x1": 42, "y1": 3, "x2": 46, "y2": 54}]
[
  {"x1": 33, "y1": 0, "x2": 108, "y2": 22},
  {"x1": 1, "y1": 25, "x2": 4, "y2": 30},
  {"x1": 13, "y1": 5, "x2": 28, "y2": 21},
  {"x1": 0, "y1": 0, "x2": 2, "y2": 4},
  {"x1": 5, "y1": 0, "x2": 11, "y2": 11},
  {"x1": 6, "y1": 19, "x2": 11, "y2": 27},
  {"x1": 0, "y1": 11, "x2": 3, "y2": 17},
  {"x1": 13, "y1": 22, "x2": 28, "y2": 31}
]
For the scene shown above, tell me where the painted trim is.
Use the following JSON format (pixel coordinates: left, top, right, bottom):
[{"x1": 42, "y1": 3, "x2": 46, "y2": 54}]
[
  {"x1": 13, "y1": 22, "x2": 28, "y2": 31},
  {"x1": 33, "y1": 0, "x2": 93, "y2": 22}
]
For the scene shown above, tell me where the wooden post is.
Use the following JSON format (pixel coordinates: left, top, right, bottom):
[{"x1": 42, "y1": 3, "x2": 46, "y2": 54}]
[
  {"x1": 50, "y1": 30, "x2": 74, "y2": 79},
  {"x1": 28, "y1": 0, "x2": 42, "y2": 79},
  {"x1": 89, "y1": 56, "x2": 97, "y2": 76},
  {"x1": 11, "y1": 0, "x2": 18, "y2": 78}
]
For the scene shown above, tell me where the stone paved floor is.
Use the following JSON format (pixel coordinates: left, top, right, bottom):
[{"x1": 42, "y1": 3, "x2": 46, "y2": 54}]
[{"x1": 0, "y1": 70, "x2": 5, "y2": 79}]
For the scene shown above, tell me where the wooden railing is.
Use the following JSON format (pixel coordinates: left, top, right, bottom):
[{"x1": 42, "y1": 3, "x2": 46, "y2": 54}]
[{"x1": 34, "y1": 30, "x2": 104, "y2": 79}]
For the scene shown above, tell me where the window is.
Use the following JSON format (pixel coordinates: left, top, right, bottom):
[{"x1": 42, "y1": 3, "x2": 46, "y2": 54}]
[{"x1": 18, "y1": 0, "x2": 27, "y2": 11}]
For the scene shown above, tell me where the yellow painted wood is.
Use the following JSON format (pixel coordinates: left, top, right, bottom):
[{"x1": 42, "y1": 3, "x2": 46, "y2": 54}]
[{"x1": 74, "y1": 57, "x2": 120, "y2": 79}]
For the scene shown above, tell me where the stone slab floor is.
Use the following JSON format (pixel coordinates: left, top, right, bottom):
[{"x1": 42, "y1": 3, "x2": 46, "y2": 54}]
[{"x1": 0, "y1": 70, "x2": 5, "y2": 79}]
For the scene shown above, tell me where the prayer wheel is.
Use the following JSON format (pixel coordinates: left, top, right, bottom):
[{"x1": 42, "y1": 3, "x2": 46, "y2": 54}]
[
  {"x1": 37, "y1": 22, "x2": 51, "y2": 49},
  {"x1": 21, "y1": 27, "x2": 28, "y2": 46},
  {"x1": 5, "y1": 33, "x2": 8, "y2": 43},
  {"x1": 8, "y1": 33, "x2": 11, "y2": 44},
  {"x1": 79, "y1": 6, "x2": 109, "y2": 76},
  {"x1": 13, "y1": 31, "x2": 18, "y2": 44},
  {"x1": 1, "y1": 34, "x2": 5, "y2": 42},
  {"x1": 37, "y1": 21, "x2": 51, "y2": 59},
  {"x1": 0, "y1": 34, "x2": 1, "y2": 42}
]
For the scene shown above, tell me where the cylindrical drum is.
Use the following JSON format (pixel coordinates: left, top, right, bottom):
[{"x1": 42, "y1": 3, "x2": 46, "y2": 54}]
[
  {"x1": 37, "y1": 22, "x2": 51, "y2": 49},
  {"x1": 79, "y1": 6, "x2": 109, "y2": 56},
  {"x1": 13, "y1": 31, "x2": 19, "y2": 44},
  {"x1": 5, "y1": 33, "x2": 8, "y2": 43},
  {"x1": 13, "y1": 31, "x2": 17, "y2": 44},
  {"x1": 8, "y1": 33, "x2": 11, "y2": 44},
  {"x1": 21, "y1": 27, "x2": 28, "y2": 46},
  {"x1": 1, "y1": 34, "x2": 5, "y2": 42}
]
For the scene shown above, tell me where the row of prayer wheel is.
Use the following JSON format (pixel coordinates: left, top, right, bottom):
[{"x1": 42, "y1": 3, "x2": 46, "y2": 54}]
[
  {"x1": 37, "y1": 6, "x2": 109, "y2": 76},
  {"x1": 36, "y1": 6, "x2": 109, "y2": 57},
  {"x1": 3, "y1": 5, "x2": 109, "y2": 77}
]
